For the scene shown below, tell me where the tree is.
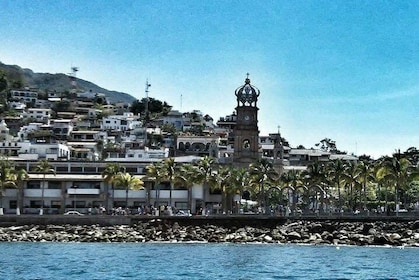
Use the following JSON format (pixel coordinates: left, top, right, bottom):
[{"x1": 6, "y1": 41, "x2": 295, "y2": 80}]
[
  {"x1": 303, "y1": 161, "x2": 328, "y2": 212},
  {"x1": 249, "y1": 158, "x2": 279, "y2": 213},
  {"x1": 102, "y1": 163, "x2": 124, "y2": 211},
  {"x1": 34, "y1": 160, "x2": 56, "y2": 215},
  {"x1": 280, "y1": 169, "x2": 305, "y2": 213},
  {"x1": 327, "y1": 159, "x2": 346, "y2": 212},
  {"x1": 194, "y1": 156, "x2": 216, "y2": 211},
  {"x1": 131, "y1": 98, "x2": 172, "y2": 118},
  {"x1": 0, "y1": 70, "x2": 8, "y2": 93},
  {"x1": 161, "y1": 158, "x2": 177, "y2": 206},
  {"x1": 9, "y1": 167, "x2": 29, "y2": 215},
  {"x1": 357, "y1": 160, "x2": 375, "y2": 211},
  {"x1": 209, "y1": 165, "x2": 234, "y2": 214},
  {"x1": 114, "y1": 172, "x2": 144, "y2": 209},
  {"x1": 342, "y1": 161, "x2": 360, "y2": 212},
  {"x1": 175, "y1": 163, "x2": 198, "y2": 212},
  {"x1": 230, "y1": 167, "x2": 252, "y2": 213},
  {"x1": 379, "y1": 155, "x2": 412, "y2": 214},
  {"x1": 0, "y1": 158, "x2": 14, "y2": 214},
  {"x1": 145, "y1": 161, "x2": 165, "y2": 208},
  {"x1": 7, "y1": 168, "x2": 29, "y2": 214}
]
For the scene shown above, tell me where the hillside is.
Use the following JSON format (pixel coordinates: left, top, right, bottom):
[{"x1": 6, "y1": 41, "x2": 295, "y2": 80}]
[{"x1": 0, "y1": 62, "x2": 136, "y2": 104}]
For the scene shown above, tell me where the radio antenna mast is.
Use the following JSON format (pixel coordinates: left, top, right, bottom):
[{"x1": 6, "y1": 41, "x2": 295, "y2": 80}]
[
  {"x1": 145, "y1": 80, "x2": 151, "y2": 123},
  {"x1": 143, "y1": 80, "x2": 151, "y2": 148},
  {"x1": 68, "y1": 66, "x2": 79, "y2": 92}
]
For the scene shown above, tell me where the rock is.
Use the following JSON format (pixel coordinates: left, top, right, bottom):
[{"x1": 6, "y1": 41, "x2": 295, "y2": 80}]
[
  {"x1": 411, "y1": 221, "x2": 419, "y2": 230},
  {"x1": 362, "y1": 223, "x2": 374, "y2": 234},
  {"x1": 287, "y1": 231, "x2": 301, "y2": 240},
  {"x1": 308, "y1": 223, "x2": 323, "y2": 233},
  {"x1": 264, "y1": 235, "x2": 273, "y2": 242}
]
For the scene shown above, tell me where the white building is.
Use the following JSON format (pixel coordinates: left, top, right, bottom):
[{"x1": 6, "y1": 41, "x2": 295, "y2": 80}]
[
  {"x1": 10, "y1": 89, "x2": 38, "y2": 104},
  {"x1": 18, "y1": 141, "x2": 71, "y2": 160},
  {"x1": 105, "y1": 147, "x2": 169, "y2": 162},
  {"x1": 17, "y1": 122, "x2": 45, "y2": 141},
  {"x1": 101, "y1": 112, "x2": 142, "y2": 131},
  {"x1": 23, "y1": 108, "x2": 52, "y2": 123},
  {"x1": 51, "y1": 119, "x2": 74, "y2": 140},
  {"x1": 160, "y1": 110, "x2": 184, "y2": 130}
]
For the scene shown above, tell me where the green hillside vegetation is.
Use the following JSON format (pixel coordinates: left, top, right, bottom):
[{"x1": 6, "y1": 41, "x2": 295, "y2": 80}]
[{"x1": 0, "y1": 61, "x2": 136, "y2": 104}]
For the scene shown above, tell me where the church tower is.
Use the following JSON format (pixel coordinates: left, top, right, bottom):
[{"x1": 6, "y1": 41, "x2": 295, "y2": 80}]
[{"x1": 233, "y1": 74, "x2": 260, "y2": 165}]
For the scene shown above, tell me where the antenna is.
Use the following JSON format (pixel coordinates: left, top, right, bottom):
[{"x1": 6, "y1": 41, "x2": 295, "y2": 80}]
[
  {"x1": 68, "y1": 66, "x2": 79, "y2": 91},
  {"x1": 143, "y1": 80, "x2": 151, "y2": 148},
  {"x1": 144, "y1": 79, "x2": 151, "y2": 123},
  {"x1": 180, "y1": 94, "x2": 183, "y2": 111}
]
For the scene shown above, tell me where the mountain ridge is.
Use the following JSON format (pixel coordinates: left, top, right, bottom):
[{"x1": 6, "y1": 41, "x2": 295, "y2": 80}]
[{"x1": 0, "y1": 61, "x2": 136, "y2": 104}]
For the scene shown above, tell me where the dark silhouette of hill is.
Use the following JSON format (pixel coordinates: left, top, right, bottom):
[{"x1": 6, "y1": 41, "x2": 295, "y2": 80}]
[{"x1": 0, "y1": 61, "x2": 136, "y2": 104}]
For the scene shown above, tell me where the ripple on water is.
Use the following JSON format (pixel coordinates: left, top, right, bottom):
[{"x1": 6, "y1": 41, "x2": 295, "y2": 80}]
[{"x1": 0, "y1": 243, "x2": 417, "y2": 280}]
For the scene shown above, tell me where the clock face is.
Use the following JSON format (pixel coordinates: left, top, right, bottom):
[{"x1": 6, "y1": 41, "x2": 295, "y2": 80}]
[{"x1": 244, "y1": 115, "x2": 250, "y2": 121}]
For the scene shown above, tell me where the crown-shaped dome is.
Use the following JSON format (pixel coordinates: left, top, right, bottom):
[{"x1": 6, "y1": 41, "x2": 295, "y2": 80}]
[{"x1": 235, "y1": 75, "x2": 260, "y2": 106}]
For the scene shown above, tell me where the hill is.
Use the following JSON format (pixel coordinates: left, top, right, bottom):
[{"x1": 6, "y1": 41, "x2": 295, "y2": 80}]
[{"x1": 0, "y1": 62, "x2": 136, "y2": 104}]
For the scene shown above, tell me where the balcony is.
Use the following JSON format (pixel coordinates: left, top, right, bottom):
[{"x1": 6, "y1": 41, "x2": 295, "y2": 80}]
[{"x1": 68, "y1": 188, "x2": 100, "y2": 195}]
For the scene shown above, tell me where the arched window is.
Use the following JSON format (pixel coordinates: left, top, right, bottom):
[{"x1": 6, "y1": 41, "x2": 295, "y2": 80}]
[{"x1": 242, "y1": 139, "x2": 251, "y2": 150}]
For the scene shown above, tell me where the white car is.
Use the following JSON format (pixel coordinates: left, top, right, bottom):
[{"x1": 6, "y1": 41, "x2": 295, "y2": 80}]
[{"x1": 64, "y1": 210, "x2": 84, "y2": 216}]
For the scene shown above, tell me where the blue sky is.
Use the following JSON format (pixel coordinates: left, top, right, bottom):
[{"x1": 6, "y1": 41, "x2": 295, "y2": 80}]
[{"x1": 1, "y1": 0, "x2": 418, "y2": 158}]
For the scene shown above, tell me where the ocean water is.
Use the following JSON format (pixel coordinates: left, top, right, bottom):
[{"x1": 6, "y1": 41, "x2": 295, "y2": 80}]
[{"x1": 0, "y1": 243, "x2": 417, "y2": 280}]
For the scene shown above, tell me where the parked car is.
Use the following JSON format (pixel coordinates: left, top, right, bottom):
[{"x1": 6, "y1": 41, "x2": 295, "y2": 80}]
[{"x1": 64, "y1": 210, "x2": 84, "y2": 216}]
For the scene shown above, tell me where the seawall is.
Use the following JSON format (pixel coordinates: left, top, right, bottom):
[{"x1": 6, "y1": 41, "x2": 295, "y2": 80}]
[{"x1": 0, "y1": 214, "x2": 418, "y2": 227}]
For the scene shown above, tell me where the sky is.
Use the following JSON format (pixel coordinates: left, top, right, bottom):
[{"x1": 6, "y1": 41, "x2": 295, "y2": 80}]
[{"x1": 1, "y1": 0, "x2": 418, "y2": 159}]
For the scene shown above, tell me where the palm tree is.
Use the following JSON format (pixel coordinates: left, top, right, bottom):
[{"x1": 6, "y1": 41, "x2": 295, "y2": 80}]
[
  {"x1": 176, "y1": 163, "x2": 198, "y2": 213},
  {"x1": 280, "y1": 169, "x2": 304, "y2": 214},
  {"x1": 195, "y1": 156, "x2": 216, "y2": 211},
  {"x1": 102, "y1": 163, "x2": 124, "y2": 211},
  {"x1": 161, "y1": 158, "x2": 177, "y2": 206},
  {"x1": 380, "y1": 155, "x2": 412, "y2": 215},
  {"x1": 327, "y1": 159, "x2": 346, "y2": 213},
  {"x1": 342, "y1": 161, "x2": 360, "y2": 212},
  {"x1": 0, "y1": 158, "x2": 14, "y2": 215},
  {"x1": 34, "y1": 160, "x2": 56, "y2": 215},
  {"x1": 249, "y1": 158, "x2": 279, "y2": 214},
  {"x1": 209, "y1": 165, "x2": 234, "y2": 214},
  {"x1": 303, "y1": 161, "x2": 328, "y2": 213},
  {"x1": 357, "y1": 160, "x2": 375, "y2": 211},
  {"x1": 114, "y1": 172, "x2": 144, "y2": 210},
  {"x1": 9, "y1": 168, "x2": 29, "y2": 215},
  {"x1": 145, "y1": 161, "x2": 165, "y2": 209},
  {"x1": 229, "y1": 167, "x2": 251, "y2": 214}
]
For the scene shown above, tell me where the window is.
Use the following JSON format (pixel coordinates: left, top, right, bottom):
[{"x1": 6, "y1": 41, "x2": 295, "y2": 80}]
[
  {"x1": 242, "y1": 139, "x2": 251, "y2": 150},
  {"x1": 9, "y1": 200, "x2": 17, "y2": 209},
  {"x1": 30, "y1": 200, "x2": 42, "y2": 208},
  {"x1": 48, "y1": 182, "x2": 61, "y2": 189},
  {"x1": 152, "y1": 182, "x2": 170, "y2": 190},
  {"x1": 51, "y1": 200, "x2": 61, "y2": 209},
  {"x1": 133, "y1": 201, "x2": 146, "y2": 207},
  {"x1": 71, "y1": 200, "x2": 86, "y2": 208},
  {"x1": 84, "y1": 167, "x2": 96, "y2": 173},
  {"x1": 92, "y1": 201, "x2": 103, "y2": 207},
  {"x1": 175, "y1": 202, "x2": 188, "y2": 210},
  {"x1": 27, "y1": 181, "x2": 41, "y2": 189}
]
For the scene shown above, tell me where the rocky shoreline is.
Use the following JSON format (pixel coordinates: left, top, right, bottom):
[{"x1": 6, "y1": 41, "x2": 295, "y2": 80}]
[{"x1": 1, "y1": 220, "x2": 419, "y2": 247}]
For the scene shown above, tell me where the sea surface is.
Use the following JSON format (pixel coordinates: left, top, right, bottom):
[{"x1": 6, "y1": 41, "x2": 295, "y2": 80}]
[{"x1": 0, "y1": 242, "x2": 417, "y2": 280}]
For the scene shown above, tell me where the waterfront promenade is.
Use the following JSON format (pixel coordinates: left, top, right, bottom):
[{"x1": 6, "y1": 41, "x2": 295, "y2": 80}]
[{"x1": 0, "y1": 212, "x2": 418, "y2": 227}]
